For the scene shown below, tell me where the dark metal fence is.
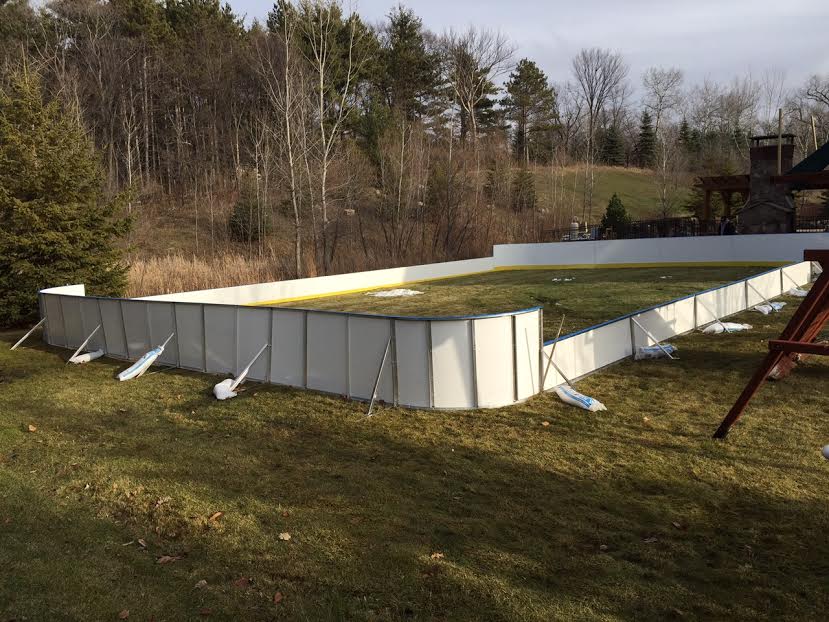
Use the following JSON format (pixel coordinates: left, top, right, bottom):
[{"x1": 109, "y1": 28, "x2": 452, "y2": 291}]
[{"x1": 542, "y1": 217, "x2": 829, "y2": 242}]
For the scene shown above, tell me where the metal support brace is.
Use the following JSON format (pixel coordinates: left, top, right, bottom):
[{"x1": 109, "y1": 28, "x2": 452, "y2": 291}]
[
  {"x1": 540, "y1": 315, "x2": 566, "y2": 390},
  {"x1": 10, "y1": 318, "x2": 46, "y2": 350},
  {"x1": 631, "y1": 317, "x2": 677, "y2": 360},
  {"x1": 66, "y1": 324, "x2": 101, "y2": 364},
  {"x1": 367, "y1": 335, "x2": 392, "y2": 417}
]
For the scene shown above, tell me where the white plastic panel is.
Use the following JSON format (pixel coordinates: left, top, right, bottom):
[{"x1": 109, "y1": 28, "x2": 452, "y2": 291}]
[
  {"x1": 696, "y1": 282, "x2": 746, "y2": 326},
  {"x1": 306, "y1": 312, "x2": 348, "y2": 395},
  {"x1": 632, "y1": 296, "x2": 696, "y2": 347},
  {"x1": 121, "y1": 300, "x2": 150, "y2": 359},
  {"x1": 78, "y1": 298, "x2": 106, "y2": 352},
  {"x1": 204, "y1": 306, "x2": 236, "y2": 374},
  {"x1": 147, "y1": 302, "x2": 178, "y2": 365},
  {"x1": 473, "y1": 316, "x2": 515, "y2": 407},
  {"x1": 514, "y1": 311, "x2": 541, "y2": 400},
  {"x1": 431, "y1": 320, "x2": 475, "y2": 408},
  {"x1": 782, "y1": 261, "x2": 812, "y2": 291},
  {"x1": 394, "y1": 320, "x2": 431, "y2": 408},
  {"x1": 347, "y1": 316, "x2": 393, "y2": 401},
  {"x1": 61, "y1": 296, "x2": 84, "y2": 348},
  {"x1": 543, "y1": 336, "x2": 577, "y2": 390},
  {"x1": 98, "y1": 299, "x2": 127, "y2": 358},
  {"x1": 174, "y1": 304, "x2": 204, "y2": 370},
  {"x1": 746, "y1": 270, "x2": 783, "y2": 307},
  {"x1": 236, "y1": 307, "x2": 271, "y2": 381},
  {"x1": 42, "y1": 294, "x2": 66, "y2": 347},
  {"x1": 270, "y1": 309, "x2": 306, "y2": 387},
  {"x1": 570, "y1": 319, "x2": 630, "y2": 380}
]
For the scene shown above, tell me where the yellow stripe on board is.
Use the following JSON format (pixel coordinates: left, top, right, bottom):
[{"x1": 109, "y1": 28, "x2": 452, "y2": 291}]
[
  {"x1": 249, "y1": 261, "x2": 788, "y2": 306},
  {"x1": 492, "y1": 261, "x2": 787, "y2": 271},
  {"x1": 248, "y1": 269, "x2": 495, "y2": 306}
]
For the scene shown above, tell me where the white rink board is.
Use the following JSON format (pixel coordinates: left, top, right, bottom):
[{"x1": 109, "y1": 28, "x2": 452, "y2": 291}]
[
  {"x1": 632, "y1": 297, "x2": 696, "y2": 347},
  {"x1": 746, "y1": 270, "x2": 783, "y2": 306},
  {"x1": 347, "y1": 316, "x2": 393, "y2": 402},
  {"x1": 175, "y1": 304, "x2": 205, "y2": 370},
  {"x1": 514, "y1": 312, "x2": 541, "y2": 400},
  {"x1": 148, "y1": 302, "x2": 177, "y2": 365},
  {"x1": 306, "y1": 313, "x2": 348, "y2": 395},
  {"x1": 571, "y1": 319, "x2": 632, "y2": 379},
  {"x1": 121, "y1": 300, "x2": 150, "y2": 359},
  {"x1": 99, "y1": 299, "x2": 127, "y2": 358},
  {"x1": 270, "y1": 310, "x2": 306, "y2": 387},
  {"x1": 394, "y1": 320, "x2": 431, "y2": 408},
  {"x1": 204, "y1": 306, "x2": 236, "y2": 374},
  {"x1": 236, "y1": 307, "x2": 271, "y2": 381},
  {"x1": 431, "y1": 320, "x2": 475, "y2": 408},
  {"x1": 473, "y1": 316, "x2": 515, "y2": 408},
  {"x1": 79, "y1": 298, "x2": 106, "y2": 352}
]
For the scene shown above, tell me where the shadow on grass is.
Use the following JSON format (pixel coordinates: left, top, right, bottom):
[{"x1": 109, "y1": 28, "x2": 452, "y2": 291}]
[{"x1": 2, "y1": 313, "x2": 828, "y2": 621}]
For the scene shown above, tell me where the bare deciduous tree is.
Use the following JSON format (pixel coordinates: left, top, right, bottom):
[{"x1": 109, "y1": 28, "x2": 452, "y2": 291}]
[
  {"x1": 441, "y1": 26, "x2": 514, "y2": 144},
  {"x1": 571, "y1": 47, "x2": 628, "y2": 222},
  {"x1": 642, "y1": 66, "x2": 684, "y2": 133}
]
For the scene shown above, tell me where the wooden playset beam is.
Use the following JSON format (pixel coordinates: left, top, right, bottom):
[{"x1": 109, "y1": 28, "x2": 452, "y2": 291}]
[{"x1": 714, "y1": 250, "x2": 829, "y2": 439}]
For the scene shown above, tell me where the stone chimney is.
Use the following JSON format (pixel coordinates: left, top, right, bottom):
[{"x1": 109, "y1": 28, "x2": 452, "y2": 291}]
[{"x1": 737, "y1": 135, "x2": 796, "y2": 233}]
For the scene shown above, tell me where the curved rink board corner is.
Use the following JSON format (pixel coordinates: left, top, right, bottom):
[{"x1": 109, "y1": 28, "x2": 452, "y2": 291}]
[{"x1": 37, "y1": 234, "x2": 826, "y2": 410}]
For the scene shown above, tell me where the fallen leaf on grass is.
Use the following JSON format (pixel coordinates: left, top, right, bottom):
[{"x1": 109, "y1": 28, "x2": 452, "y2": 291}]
[
  {"x1": 599, "y1": 544, "x2": 608, "y2": 551},
  {"x1": 194, "y1": 579, "x2": 207, "y2": 589},
  {"x1": 278, "y1": 532, "x2": 291, "y2": 541},
  {"x1": 232, "y1": 577, "x2": 251, "y2": 589},
  {"x1": 157, "y1": 555, "x2": 182, "y2": 564},
  {"x1": 27, "y1": 424, "x2": 37, "y2": 433},
  {"x1": 137, "y1": 538, "x2": 147, "y2": 549},
  {"x1": 541, "y1": 421, "x2": 550, "y2": 427},
  {"x1": 430, "y1": 552, "x2": 444, "y2": 560},
  {"x1": 199, "y1": 608, "x2": 212, "y2": 616},
  {"x1": 208, "y1": 511, "x2": 223, "y2": 522},
  {"x1": 671, "y1": 521, "x2": 686, "y2": 530},
  {"x1": 118, "y1": 610, "x2": 129, "y2": 619},
  {"x1": 273, "y1": 592, "x2": 284, "y2": 604},
  {"x1": 643, "y1": 537, "x2": 658, "y2": 544},
  {"x1": 121, "y1": 540, "x2": 134, "y2": 547}
]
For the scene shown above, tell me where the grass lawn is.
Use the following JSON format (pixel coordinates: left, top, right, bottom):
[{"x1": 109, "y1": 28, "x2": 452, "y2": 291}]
[
  {"x1": 1, "y1": 293, "x2": 827, "y2": 621},
  {"x1": 531, "y1": 164, "x2": 690, "y2": 221},
  {"x1": 277, "y1": 266, "x2": 774, "y2": 340}
]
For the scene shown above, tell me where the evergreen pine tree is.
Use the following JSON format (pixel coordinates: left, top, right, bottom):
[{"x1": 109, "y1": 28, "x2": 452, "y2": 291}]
[
  {"x1": 511, "y1": 168, "x2": 537, "y2": 212},
  {"x1": 678, "y1": 118, "x2": 692, "y2": 150},
  {"x1": 229, "y1": 170, "x2": 271, "y2": 243},
  {"x1": 0, "y1": 68, "x2": 129, "y2": 326},
  {"x1": 635, "y1": 110, "x2": 656, "y2": 168},
  {"x1": 501, "y1": 58, "x2": 557, "y2": 164},
  {"x1": 599, "y1": 125, "x2": 625, "y2": 166},
  {"x1": 601, "y1": 193, "x2": 632, "y2": 236}
]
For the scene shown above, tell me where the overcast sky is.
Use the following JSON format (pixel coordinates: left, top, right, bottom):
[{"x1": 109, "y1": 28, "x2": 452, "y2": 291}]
[{"x1": 231, "y1": 0, "x2": 828, "y2": 93}]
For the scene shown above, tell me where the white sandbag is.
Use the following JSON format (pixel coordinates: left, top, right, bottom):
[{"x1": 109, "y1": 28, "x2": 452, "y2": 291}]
[
  {"x1": 213, "y1": 378, "x2": 237, "y2": 400},
  {"x1": 787, "y1": 288, "x2": 808, "y2": 297},
  {"x1": 702, "y1": 322, "x2": 753, "y2": 335},
  {"x1": 753, "y1": 301, "x2": 787, "y2": 315},
  {"x1": 635, "y1": 344, "x2": 677, "y2": 360},
  {"x1": 366, "y1": 288, "x2": 422, "y2": 298},
  {"x1": 68, "y1": 349, "x2": 104, "y2": 365},
  {"x1": 554, "y1": 386, "x2": 607, "y2": 412},
  {"x1": 118, "y1": 346, "x2": 164, "y2": 381}
]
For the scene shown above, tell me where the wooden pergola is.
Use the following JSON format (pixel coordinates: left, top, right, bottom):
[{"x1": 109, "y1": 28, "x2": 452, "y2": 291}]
[
  {"x1": 695, "y1": 175, "x2": 750, "y2": 220},
  {"x1": 696, "y1": 137, "x2": 829, "y2": 220}
]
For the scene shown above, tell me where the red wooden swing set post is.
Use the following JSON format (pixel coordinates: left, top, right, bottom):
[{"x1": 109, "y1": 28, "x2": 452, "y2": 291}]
[{"x1": 714, "y1": 250, "x2": 829, "y2": 439}]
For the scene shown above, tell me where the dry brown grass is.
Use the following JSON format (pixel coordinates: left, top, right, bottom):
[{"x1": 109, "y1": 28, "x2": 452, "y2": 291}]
[{"x1": 127, "y1": 254, "x2": 289, "y2": 297}]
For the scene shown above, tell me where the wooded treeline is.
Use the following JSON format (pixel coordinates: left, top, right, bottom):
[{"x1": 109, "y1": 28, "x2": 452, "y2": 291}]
[{"x1": 2, "y1": 0, "x2": 828, "y2": 278}]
